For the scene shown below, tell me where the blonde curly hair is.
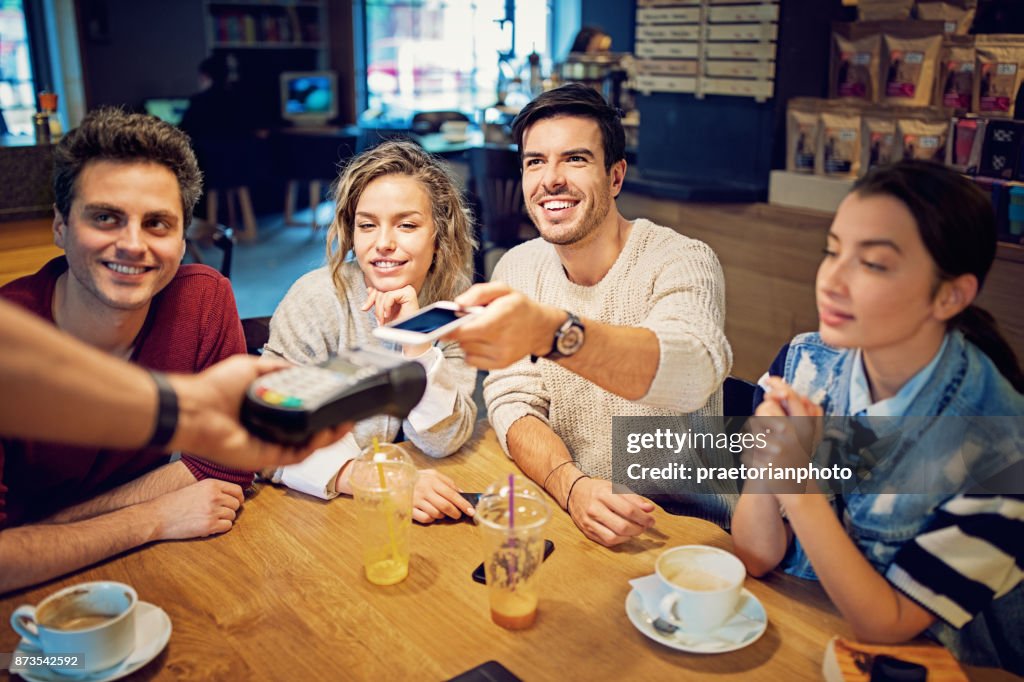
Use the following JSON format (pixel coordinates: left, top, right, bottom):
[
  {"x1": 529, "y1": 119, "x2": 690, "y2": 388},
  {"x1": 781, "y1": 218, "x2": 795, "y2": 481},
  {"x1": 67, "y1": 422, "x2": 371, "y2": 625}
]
[{"x1": 326, "y1": 139, "x2": 477, "y2": 304}]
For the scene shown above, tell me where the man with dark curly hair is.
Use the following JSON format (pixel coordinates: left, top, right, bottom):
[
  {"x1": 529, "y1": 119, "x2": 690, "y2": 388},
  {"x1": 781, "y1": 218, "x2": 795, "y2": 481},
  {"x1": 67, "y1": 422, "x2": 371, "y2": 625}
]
[{"x1": 0, "y1": 107, "x2": 254, "y2": 593}]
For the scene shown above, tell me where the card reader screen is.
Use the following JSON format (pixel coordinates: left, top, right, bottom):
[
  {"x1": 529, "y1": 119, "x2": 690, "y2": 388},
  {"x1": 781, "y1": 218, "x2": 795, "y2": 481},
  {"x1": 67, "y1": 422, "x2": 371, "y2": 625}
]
[{"x1": 391, "y1": 307, "x2": 461, "y2": 333}]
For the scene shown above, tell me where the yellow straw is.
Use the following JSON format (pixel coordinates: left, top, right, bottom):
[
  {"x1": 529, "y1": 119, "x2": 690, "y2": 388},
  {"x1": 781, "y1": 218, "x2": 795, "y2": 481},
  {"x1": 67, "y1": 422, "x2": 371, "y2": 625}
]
[{"x1": 373, "y1": 437, "x2": 401, "y2": 568}]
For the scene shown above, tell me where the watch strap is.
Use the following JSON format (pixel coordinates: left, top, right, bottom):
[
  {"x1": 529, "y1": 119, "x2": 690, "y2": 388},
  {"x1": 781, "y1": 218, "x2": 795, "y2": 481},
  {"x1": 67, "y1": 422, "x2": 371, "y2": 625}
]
[{"x1": 146, "y1": 370, "x2": 179, "y2": 449}]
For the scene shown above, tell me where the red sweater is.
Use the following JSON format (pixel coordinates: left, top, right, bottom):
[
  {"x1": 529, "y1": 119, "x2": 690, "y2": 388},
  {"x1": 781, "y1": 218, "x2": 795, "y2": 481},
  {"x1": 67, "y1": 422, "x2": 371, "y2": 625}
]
[{"x1": 0, "y1": 257, "x2": 253, "y2": 529}]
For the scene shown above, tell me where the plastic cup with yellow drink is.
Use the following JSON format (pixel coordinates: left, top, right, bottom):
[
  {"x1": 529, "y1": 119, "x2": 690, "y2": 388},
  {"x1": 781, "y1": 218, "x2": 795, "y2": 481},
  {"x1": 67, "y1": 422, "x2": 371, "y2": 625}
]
[{"x1": 349, "y1": 440, "x2": 416, "y2": 585}]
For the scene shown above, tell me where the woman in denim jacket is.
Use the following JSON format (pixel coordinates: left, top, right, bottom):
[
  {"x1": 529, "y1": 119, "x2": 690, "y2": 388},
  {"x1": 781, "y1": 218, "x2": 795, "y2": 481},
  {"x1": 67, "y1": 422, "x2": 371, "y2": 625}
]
[{"x1": 732, "y1": 160, "x2": 1023, "y2": 673}]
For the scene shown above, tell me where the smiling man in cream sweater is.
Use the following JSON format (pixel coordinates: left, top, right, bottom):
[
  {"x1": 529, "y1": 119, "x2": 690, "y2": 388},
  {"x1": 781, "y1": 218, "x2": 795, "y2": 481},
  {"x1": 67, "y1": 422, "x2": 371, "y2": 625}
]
[{"x1": 449, "y1": 84, "x2": 733, "y2": 547}]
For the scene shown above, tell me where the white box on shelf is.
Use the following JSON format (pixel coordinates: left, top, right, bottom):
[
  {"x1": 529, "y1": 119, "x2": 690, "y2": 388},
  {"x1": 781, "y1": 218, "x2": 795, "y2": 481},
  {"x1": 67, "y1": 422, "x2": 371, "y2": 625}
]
[
  {"x1": 637, "y1": 58, "x2": 699, "y2": 76},
  {"x1": 704, "y1": 60, "x2": 775, "y2": 78},
  {"x1": 708, "y1": 4, "x2": 779, "y2": 23},
  {"x1": 704, "y1": 42, "x2": 776, "y2": 60},
  {"x1": 635, "y1": 75, "x2": 698, "y2": 94},
  {"x1": 639, "y1": 0, "x2": 701, "y2": 6},
  {"x1": 707, "y1": 23, "x2": 777, "y2": 41},
  {"x1": 637, "y1": 25, "x2": 702, "y2": 41},
  {"x1": 637, "y1": 41, "x2": 700, "y2": 59},
  {"x1": 637, "y1": 7, "x2": 701, "y2": 24},
  {"x1": 702, "y1": 77, "x2": 775, "y2": 98}
]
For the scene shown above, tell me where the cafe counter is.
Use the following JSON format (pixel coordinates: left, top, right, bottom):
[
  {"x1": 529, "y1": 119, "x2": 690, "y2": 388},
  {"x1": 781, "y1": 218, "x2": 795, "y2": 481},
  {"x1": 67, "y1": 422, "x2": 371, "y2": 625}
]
[{"x1": 0, "y1": 137, "x2": 60, "y2": 286}]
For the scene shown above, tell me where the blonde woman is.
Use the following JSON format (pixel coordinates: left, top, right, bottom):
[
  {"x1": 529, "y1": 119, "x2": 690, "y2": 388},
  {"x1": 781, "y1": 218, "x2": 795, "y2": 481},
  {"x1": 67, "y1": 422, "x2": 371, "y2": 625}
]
[{"x1": 262, "y1": 140, "x2": 479, "y2": 523}]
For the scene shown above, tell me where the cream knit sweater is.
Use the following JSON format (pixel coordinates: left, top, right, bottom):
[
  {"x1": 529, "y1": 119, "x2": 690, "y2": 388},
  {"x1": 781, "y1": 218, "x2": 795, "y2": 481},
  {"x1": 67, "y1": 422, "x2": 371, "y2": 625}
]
[{"x1": 483, "y1": 219, "x2": 732, "y2": 481}]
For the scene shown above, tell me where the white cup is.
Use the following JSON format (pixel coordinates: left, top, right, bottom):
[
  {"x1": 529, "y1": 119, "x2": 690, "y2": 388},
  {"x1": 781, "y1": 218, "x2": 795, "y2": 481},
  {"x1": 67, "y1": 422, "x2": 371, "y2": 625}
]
[
  {"x1": 655, "y1": 545, "x2": 746, "y2": 634},
  {"x1": 10, "y1": 581, "x2": 137, "y2": 676}
]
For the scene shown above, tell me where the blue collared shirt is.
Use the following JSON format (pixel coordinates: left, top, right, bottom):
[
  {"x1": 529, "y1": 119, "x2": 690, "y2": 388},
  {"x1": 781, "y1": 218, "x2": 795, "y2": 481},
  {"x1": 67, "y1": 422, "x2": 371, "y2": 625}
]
[{"x1": 848, "y1": 335, "x2": 949, "y2": 417}]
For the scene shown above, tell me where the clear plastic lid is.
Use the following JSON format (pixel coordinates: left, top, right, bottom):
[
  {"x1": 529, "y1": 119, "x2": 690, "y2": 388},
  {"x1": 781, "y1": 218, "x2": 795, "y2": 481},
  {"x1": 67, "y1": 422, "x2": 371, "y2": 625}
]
[{"x1": 476, "y1": 474, "x2": 550, "y2": 531}]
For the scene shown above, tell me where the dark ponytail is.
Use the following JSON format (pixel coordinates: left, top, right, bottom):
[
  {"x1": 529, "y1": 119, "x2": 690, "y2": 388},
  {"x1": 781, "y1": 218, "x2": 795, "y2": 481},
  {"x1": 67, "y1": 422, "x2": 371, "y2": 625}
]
[
  {"x1": 854, "y1": 160, "x2": 1023, "y2": 393},
  {"x1": 952, "y1": 305, "x2": 1024, "y2": 393}
]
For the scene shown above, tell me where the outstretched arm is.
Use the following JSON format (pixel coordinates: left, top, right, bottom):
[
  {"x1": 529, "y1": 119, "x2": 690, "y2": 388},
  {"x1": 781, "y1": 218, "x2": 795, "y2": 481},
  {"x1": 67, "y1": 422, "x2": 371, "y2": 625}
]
[{"x1": 0, "y1": 301, "x2": 351, "y2": 470}]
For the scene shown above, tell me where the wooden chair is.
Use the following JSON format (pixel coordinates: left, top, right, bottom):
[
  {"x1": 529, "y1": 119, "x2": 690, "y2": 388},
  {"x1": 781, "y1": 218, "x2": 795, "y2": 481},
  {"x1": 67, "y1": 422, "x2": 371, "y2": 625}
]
[
  {"x1": 275, "y1": 129, "x2": 357, "y2": 231},
  {"x1": 241, "y1": 316, "x2": 271, "y2": 356},
  {"x1": 468, "y1": 145, "x2": 538, "y2": 281},
  {"x1": 191, "y1": 135, "x2": 265, "y2": 242},
  {"x1": 723, "y1": 375, "x2": 757, "y2": 417},
  {"x1": 185, "y1": 222, "x2": 234, "y2": 278}
]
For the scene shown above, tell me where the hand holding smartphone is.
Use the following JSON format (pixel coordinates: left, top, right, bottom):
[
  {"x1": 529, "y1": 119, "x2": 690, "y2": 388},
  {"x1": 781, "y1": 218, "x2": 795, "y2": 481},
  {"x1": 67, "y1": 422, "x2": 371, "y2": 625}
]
[{"x1": 372, "y1": 301, "x2": 485, "y2": 345}]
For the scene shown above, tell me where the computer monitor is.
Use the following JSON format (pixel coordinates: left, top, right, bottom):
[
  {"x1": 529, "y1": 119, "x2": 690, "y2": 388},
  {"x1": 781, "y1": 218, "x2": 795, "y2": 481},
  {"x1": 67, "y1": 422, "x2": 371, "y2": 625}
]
[
  {"x1": 144, "y1": 98, "x2": 190, "y2": 126},
  {"x1": 280, "y1": 71, "x2": 337, "y2": 126}
]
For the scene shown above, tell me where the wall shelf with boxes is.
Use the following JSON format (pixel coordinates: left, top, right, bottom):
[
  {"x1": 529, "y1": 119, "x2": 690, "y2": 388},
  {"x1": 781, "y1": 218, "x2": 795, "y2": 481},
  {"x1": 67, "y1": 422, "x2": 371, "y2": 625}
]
[
  {"x1": 634, "y1": 0, "x2": 778, "y2": 102},
  {"x1": 202, "y1": 0, "x2": 329, "y2": 126}
]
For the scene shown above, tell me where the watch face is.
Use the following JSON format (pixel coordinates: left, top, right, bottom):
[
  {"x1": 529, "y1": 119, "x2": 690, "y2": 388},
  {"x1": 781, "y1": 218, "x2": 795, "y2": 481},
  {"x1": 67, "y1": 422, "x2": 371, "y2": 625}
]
[{"x1": 557, "y1": 326, "x2": 585, "y2": 355}]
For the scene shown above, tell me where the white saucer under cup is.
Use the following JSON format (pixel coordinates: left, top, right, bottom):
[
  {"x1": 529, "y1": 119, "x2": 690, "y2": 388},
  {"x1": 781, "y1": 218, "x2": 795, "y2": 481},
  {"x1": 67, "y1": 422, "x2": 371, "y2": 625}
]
[
  {"x1": 625, "y1": 587, "x2": 768, "y2": 654},
  {"x1": 11, "y1": 601, "x2": 172, "y2": 682}
]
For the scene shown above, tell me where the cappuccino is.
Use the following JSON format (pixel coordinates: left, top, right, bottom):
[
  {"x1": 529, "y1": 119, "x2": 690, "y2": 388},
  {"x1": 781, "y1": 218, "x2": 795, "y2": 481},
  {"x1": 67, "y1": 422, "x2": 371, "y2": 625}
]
[
  {"x1": 667, "y1": 569, "x2": 733, "y2": 592},
  {"x1": 48, "y1": 614, "x2": 116, "y2": 631}
]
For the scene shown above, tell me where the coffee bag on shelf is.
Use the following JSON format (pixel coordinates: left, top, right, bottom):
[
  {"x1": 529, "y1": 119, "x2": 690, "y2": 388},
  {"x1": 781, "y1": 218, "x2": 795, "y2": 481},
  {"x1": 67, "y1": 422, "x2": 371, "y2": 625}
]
[
  {"x1": 859, "y1": 0, "x2": 914, "y2": 21},
  {"x1": 862, "y1": 115, "x2": 898, "y2": 173},
  {"x1": 898, "y1": 117, "x2": 950, "y2": 162},
  {"x1": 882, "y1": 30, "x2": 944, "y2": 106},
  {"x1": 787, "y1": 98, "x2": 823, "y2": 174},
  {"x1": 974, "y1": 36, "x2": 1024, "y2": 118},
  {"x1": 937, "y1": 36, "x2": 975, "y2": 111},
  {"x1": 819, "y1": 109, "x2": 863, "y2": 177},
  {"x1": 832, "y1": 25, "x2": 882, "y2": 102},
  {"x1": 915, "y1": 0, "x2": 976, "y2": 35}
]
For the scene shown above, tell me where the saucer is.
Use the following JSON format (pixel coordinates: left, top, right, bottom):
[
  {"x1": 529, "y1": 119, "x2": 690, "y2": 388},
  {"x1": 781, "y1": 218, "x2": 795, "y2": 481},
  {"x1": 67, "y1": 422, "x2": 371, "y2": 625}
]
[
  {"x1": 625, "y1": 588, "x2": 767, "y2": 654},
  {"x1": 12, "y1": 601, "x2": 172, "y2": 682}
]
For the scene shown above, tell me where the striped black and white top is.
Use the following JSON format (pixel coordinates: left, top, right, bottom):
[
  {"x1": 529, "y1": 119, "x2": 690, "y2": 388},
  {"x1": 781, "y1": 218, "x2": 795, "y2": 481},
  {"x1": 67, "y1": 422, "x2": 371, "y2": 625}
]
[{"x1": 886, "y1": 493, "x2": 1024, "y2": 628}]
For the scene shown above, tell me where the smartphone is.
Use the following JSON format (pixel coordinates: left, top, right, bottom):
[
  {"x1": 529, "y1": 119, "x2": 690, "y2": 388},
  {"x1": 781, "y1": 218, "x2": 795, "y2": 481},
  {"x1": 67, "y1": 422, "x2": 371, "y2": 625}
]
[
  {"x1": 869, "y1": 655, "x2": 927, "y2": 682},
  {"x1": 472, "y1": 540, "x2": 554, "y2": 585},
  {"x1": 446, "y1": 660, "x2": 521, "y2": 682},
  {"x1": 372, "y1": 302, "x2": 484, "y2": 345},
  {"x1": 429, "y1": 492, "x2": 482, "y2": 525}
]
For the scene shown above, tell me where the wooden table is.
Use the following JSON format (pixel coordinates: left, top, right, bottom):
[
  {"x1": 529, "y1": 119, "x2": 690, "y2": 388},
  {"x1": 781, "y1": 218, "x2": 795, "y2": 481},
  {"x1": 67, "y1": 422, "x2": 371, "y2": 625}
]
[{"x1": 1, "y1": 423, "x2": 1015, "y2": 680}]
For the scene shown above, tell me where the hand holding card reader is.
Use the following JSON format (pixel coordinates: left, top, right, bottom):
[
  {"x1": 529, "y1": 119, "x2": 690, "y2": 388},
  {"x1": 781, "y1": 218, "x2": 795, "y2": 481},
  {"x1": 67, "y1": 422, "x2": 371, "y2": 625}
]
[{"x1": 241, "y1": 347, "x2": 427, "y2": 445}]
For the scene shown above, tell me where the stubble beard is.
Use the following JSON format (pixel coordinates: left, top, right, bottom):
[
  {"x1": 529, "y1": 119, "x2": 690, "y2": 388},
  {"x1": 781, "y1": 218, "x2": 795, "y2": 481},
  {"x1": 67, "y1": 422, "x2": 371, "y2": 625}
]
[{"x1": 529, "y1": 186, "x2": 613, "y2": 247}]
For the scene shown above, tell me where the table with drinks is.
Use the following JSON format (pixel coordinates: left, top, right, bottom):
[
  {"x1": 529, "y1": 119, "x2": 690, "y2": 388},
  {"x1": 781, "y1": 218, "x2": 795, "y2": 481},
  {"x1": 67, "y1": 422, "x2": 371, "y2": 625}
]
[{"x1": 2, "y1": 421, "x2": 1017, "y2": 681}]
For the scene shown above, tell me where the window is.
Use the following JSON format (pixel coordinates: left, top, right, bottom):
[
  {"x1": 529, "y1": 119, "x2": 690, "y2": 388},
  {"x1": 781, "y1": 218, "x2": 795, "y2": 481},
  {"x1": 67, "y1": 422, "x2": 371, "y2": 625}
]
[
  {"x1": 0, "y1": 0, "x2": 35, "y2": 136},
  {"x1": 363, "y1": 0, "x2": 551, "y2": 114}
]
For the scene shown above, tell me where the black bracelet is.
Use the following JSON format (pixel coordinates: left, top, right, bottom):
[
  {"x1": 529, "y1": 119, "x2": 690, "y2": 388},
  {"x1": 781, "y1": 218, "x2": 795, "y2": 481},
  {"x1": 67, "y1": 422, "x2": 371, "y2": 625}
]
[
  {"x1": 147, "y1": 370, "x2": 178, "y2": 449},
  {"x1": 542, "y1": 460, "x2": 574, "y2": 491},
  {"x1": 564, "y1": 474, "x2": 590, "y2": 512}
]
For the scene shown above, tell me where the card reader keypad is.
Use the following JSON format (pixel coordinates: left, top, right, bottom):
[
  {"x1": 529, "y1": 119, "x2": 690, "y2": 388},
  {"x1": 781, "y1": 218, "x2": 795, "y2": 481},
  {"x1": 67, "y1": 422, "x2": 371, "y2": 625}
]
[{"x1": 254, "y1": 366, "x2": 378, "y2": 409}]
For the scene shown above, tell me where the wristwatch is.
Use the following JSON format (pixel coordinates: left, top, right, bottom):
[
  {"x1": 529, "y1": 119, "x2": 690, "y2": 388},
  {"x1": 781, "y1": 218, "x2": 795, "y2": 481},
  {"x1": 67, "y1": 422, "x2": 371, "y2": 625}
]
[{"x1": 532, "y1": 311, "x2": 586, "y2": 362}]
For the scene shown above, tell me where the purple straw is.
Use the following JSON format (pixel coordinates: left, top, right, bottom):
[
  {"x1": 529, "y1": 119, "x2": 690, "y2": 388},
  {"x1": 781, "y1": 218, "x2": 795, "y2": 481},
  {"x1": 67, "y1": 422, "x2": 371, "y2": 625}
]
[{"x1": 508, "y1": 473, "x2": 515, "y2": 529}]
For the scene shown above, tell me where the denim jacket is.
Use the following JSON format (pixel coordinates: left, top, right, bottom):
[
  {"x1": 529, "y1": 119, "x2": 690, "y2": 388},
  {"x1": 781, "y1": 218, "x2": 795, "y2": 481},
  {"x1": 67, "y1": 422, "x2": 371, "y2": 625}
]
[{"x1": 774, "y1": 331, "x2": 1023, "y2": 670}]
